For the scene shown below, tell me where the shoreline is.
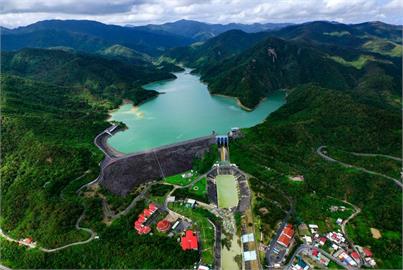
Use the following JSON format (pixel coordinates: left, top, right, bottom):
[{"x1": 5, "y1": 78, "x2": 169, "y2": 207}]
[{"x1": 212, "y1": 94, "x2": 269, "y2": 112}]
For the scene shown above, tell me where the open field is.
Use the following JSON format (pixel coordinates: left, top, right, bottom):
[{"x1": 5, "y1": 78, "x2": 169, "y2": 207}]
[
  {"x1": 216, "y1": 175, "x2": 239, "y2": 208},
  {"x1": 165, "y1": 171, "x2": 198, "y2": 186},
  {"x1": 190, "y1": 177, "x2": 207, "y2": 196}
]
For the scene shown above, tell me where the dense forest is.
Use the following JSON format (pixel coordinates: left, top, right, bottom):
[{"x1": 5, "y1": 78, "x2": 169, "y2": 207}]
[
  {"x1": 229, "y1": 81, "x2": 402, "y2": 268},
  {"x1": 0, "y1": 50, "x2": 198, "y2": 268}
]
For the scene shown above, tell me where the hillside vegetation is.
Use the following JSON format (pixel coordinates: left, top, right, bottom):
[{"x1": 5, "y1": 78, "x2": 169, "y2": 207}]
[
  {"x1": 1, "y1": 48, "x2": 178, "y2": 106},
  {"x1": 230, "y1": 83, "x2": 401, "y2": 268},
  {"x1": 0, "y1": 50, "x2": 198, "y2": 268}
]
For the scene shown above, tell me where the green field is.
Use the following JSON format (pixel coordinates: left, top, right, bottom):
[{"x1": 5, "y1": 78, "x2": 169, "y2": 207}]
[
  {"x1": 216, "y1": 175, "x2": 239, "y2": 208},
  {"x1": 164, "y1": 171, "x2": 198, "y2": 186},
  {"x1": 190, "y1": 178, "x2": 207, "y2": 196}
]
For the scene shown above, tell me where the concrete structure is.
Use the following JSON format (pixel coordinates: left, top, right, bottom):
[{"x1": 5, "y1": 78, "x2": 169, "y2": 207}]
[{"x1": 100, "y1": 135, "x2": 216, "y2": 195}]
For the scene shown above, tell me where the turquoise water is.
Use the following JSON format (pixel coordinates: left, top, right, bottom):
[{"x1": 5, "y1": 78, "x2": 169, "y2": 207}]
[{"x1": 108, "y1": 69, "x2": 286, "y2": 154}]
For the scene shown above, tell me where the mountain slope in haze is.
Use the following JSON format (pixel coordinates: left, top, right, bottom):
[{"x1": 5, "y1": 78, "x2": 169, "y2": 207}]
[
  {"x1": 164, "y1": 30, "x2": 271, "y2": 73},
  {"x1": 136, "y1": 19, "x2": 291, "y2": 41},
  {"x1": 1, "y1": 20, "x2": 193, "y2": 55},
  {"x1": 1, "y1": 48, "x2": 176, "y2": 106},
  {"x1": 272, "y1": 21, "x2": 402, "y2": 57}
]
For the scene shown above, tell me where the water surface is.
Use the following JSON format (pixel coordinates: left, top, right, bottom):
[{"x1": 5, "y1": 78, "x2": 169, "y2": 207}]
[{"x1": 108, "y1": 69, "x2": 285, "y2": 154}]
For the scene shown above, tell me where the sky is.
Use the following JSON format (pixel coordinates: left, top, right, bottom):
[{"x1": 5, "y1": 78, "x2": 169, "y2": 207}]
[{"x1": 0, "y1": 0, "x2": 402, "y2": 28}]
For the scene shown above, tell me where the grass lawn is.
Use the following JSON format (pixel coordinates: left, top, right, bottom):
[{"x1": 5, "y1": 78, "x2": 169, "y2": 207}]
[
  {"x1": 216, "y1": 175, "x2": 238, "y2": 208},
  {"x1": 165, "y1": 171, "x2": 198, "y2": 186},
  {"x1": 170, "y1": 203, "x2": 215, "y2": 265},
  {"x1": 190, "y1": 178, "x2": 207, "y2": 196}
]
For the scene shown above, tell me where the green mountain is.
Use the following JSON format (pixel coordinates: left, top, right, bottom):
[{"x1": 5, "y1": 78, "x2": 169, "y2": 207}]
[
  {"x1": 272, "y1": 21, "x2": 402, "y2": 57},
  {"x1": 0, "y1": 48, "x2": 197, "y2": 268},
  {"x1": 136, "y1": 19, "x2": 291, "y2": 41},
  {"x1": 1, "y1": 48, "x2": 176, "y2": 106},
  {"x1": 98, "y1": 44, "x2": 152, "y2": 65},
  {"x1": 164, "y1": 30, "x2": 270, "y2": 73},
  {"x1": 0, "y1": 74, "x2": 199, "y2": 268},
  {"x1": 230, "y1": 82, "x2": 401, "y2": 269},
  {"x1": 1, "y1": 20, "x2": 193, "y2": 56},
  {"x1": 200, "y1": 37, "x2": 364, "y2": 108}
]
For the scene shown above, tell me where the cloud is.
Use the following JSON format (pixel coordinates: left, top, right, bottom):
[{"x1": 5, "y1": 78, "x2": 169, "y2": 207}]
[{"x1": 0, "y1": 0, "x2": 401, "y2": 28}]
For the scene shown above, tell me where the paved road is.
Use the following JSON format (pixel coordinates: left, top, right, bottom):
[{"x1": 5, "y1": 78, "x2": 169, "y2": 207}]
[
  {"x1": 103, "y1": 184, "x2": 152, "y2": 221},
  {"x1": 349, "y1": 152, "x2": 402, "y2": 162},
  {"x1": 317, "y1": 146, "x2": 403, "y2": 189},
  {"x1": 338, "y1": 199, "x2": 364, "y2": 268}
]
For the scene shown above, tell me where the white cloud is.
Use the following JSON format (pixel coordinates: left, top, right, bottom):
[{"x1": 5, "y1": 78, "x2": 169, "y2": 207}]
[{"x1": 0, "y1": 0, "x2": 400, "y2": 28}]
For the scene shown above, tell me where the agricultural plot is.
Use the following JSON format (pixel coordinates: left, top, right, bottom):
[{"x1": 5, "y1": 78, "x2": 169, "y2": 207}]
[{"x1": 216, "y1": 175, "x2": 239, "y2": 208}]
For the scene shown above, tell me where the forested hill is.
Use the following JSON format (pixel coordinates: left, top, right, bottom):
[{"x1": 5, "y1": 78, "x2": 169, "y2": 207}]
[
  {"x1": 164, "y1": 30, "x2": 271, "y2": 74},
  {"x1": 200, "y1": 36, "x2": 401, "y2": 109},
  {"x1": 136, "y1": 19, "x2": 291, "y2": 41},
  {"x1": 165, "y1": 21, "x2": 402, "y2": 109},
  {"x1": 1, "y1": 20, "x2": 193, "y2": 56},
  {"x1": 230, "y1": 83, "x2": 402, "y2": 268},
  {"x1": 271, "y1": 21, "x2": 402, "y2": 56},
  {"x1": 0, "y1": 47, "x2": 198, "y2": 268},
  {"x1": 1, "y1": 48, "x2": 177, "y2": 106}
]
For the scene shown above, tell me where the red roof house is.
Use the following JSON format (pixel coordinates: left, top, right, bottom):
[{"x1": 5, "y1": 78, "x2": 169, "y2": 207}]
[
  {"x1": 181, "y1": 230, "x2": 198, "y2": 250},
  {"x1": 363, "y1": 248, "x2": 373, "y2": 257},
  {"x1": 351, "y1": 251, "x2": 361, "y2": 262},
  {"x1": 312, "y1": 248, "x2": 319, "y2": 257},
  {"x1": 23, "y1": 237, "x2": 33, "y2": 244},
  {"x1": 277, "y1": 234, "x2": 292, "y2": 247},
  {"x1": 282, "y1": 225, "x2": 294, "y2": 238},
  {"x1": 149, "y1": 203, "x2": 157, "y2": 212},
  {"x1": 157, "y1": 220, "x2": 171, "y2": 232},
  {"x1": 141, "y1": 226, "x2": 151, "y2": 234},
  {"x1": 144, "y1": 208, "x2": 152, "y2": 217}
]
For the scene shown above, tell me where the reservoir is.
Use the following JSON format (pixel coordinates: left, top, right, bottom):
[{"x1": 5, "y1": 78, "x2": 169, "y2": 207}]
[{"x1": 108, "y1": 69, "x2": 286, "y2": 154}]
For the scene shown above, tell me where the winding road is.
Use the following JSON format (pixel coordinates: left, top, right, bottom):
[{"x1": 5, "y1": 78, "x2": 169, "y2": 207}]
[{"x1": 317, "y1": 146, "x2": 402, "y2": 189}]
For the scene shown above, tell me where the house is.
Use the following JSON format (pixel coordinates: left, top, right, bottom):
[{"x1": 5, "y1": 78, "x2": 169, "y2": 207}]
[
  {"x1": 336, "y1": 218, "x2": 343, "y2": 225},
  {"x1": 181, "y1": 230, "x2": 198, "y2": 250},
  {"x1": 23, "y1": 237, "x2": 33, "y2": 244},
  {"x1": 277, "y1": 234, "x2": 292, "y2": 247},
  {"x1": 319, "y1": 237, "x2": 327, "y2": 246},
  {"x1": 276, "y1": 224, "x2": 294, "y2": 247},
  {"x1": 243, "y1": 251, "x2": 257, "y2": 261},
  {"x1": 134, "y1": 203, "x2": 159, "y2": 234},
  {"x1": 363, "y1": 248, "x2": 373, "y2": 257},
  {"x1": 302, "y1": 236, "x2": 312, "y2": 245},
  {"x1": 157, "y1": 220, "x2": 171, "y2": 233},
  {"x1": 351, "y1": 251, "x2": 361, "y2": 263},
  {"x1": 198, "y1": 265, "x2": 210, "y2": 270},
  {"x1": 308, "y1": 224, "x2": 318, "y2": 234},
  {"x1": 185, "y1": 198, "x2": 196, "y2": 208},
  {"x1": 319, "y1": 256, "x2": 330, "y2": 266}
]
